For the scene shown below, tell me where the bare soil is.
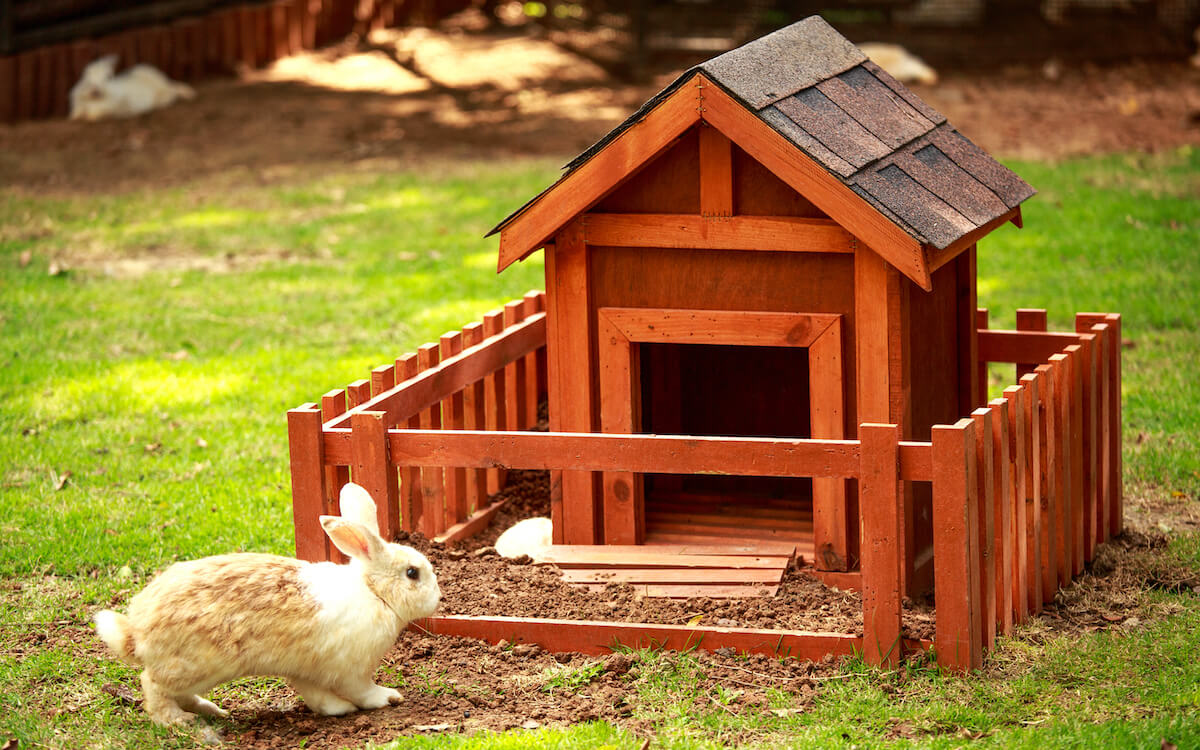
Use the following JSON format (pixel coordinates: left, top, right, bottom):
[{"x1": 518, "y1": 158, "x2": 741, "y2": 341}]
[{"x1": 1, "y1": 26, "x2": 1198, "y2": 195}]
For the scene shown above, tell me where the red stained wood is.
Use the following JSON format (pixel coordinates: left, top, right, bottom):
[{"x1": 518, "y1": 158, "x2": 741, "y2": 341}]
[
  {"x1": 412, "y1": 615, "x2": 864, "y2": 660},
  {"x1": 976, "y1": 308, "x2": 989, "y2": 400},
  {"x1": 538, "y1": 549, "x2": 791, "y2": 569},
  {"x1": 583, "y1": 213, "x2": 854, "y2": 254},
  {"x1": 859, "y1": 423, "x2": 903, "y2": 667},
  {"x1": 324, "y1": 313, "x2": 545, "y2": 429},
  {"x1": 497, "y1": 74, "x2": 702, "y2": 271},
  {"x1": 576, "y1": 584, "x2": 780, "y2": 599},
  {"x1": 1048, "y1": 353, "x2": 1073, "y2": 586},
  {"x1": 971, "y1": 407, "x2": 996, "y2": 651},
  {"x1": 562, "y1": 568, "x2": 784, "y2": 585},
  {"x1": 371, "y1": 363, "x2": 395, "y2": 396},
  {"x1": 417, "y1": 343, "x2": 445, "y2": 537},
  {"x1": 350, "y1": 410, "x2": 400, "y2": 542},
  {"x1": 399, "y1": 353, "x2": 423, "y2": 532},
  {"x1": 1033, "y1": 365, "x2": 1059, "y2": 602},
  {"x1": 899, "y1": 441, "x2": 933, "y2": 482},
  {"x1": 321, "y1": 388, "x2": 350, "y2": 563},
  {"x1": 522, "y1": 292, "x2": 543, "y2": 428},
  {"x1": 288, "y1": 404, "x2": 330, "y2": 561},
  {"x1": 979, "y1": 329, "x2": 1082, "y2": 368},
  {"x1": 483, "y1": 309, "x2": 509, "y2": 495},
  {"x1": 931, "y1": 418, "x2": 982, "y2": 673},
  {"x1": 1014, "y1": 309, "x2": 1048, "y2": 380},
  {"x1": 461, "y1": 323, "x2": 488, "y2": 512},
  {"x1": 551, "y1": 221, "x2": 600, "y2": 544},
  {"x1": 1018, "y1": 373, "x2": 1044, "y2": 613},
  {"x1": 1002, "y1": 386, "x2": 1030, "y2": 624},
  {"x1": 989, "y1": 398, "x2": 1014, "y2": 635},
  {"x1": 597, "y1": 311, "x2": 642, "y2": 545},
  {"x1": 956, "y1": 248, "x2": 980, "y2": 414},
  {"x1": 1063, "y1": 345, "x2": 1085, "y2": 575},
  {"x1": 811, "y1": 318, "x2": 849, "y2": 573},
  {"x1": 441, "y1": 331, "x2": 467, "y2": 527},
  {"x1": 371, "y1": 430, "x2": 862, "y2": 480},
  {"x1": 503, "y1": 302, "x2": 528, "y2": 434},
  {"x1": 1077, "y1": 314, "x2": 1122, "y2": 539},
  {"x1": 699, "y1": 74, "x2": 930, "y2": 289},
  {"x1": 699, "y1": 124, "x2": 734, "y2": 218},
  {"x1": 601, "y1": 307, "x2": 840, "y2": 348},
  {"x1": 1083, "y1": 323, "x2": 1112, "y2": 543},
  {"x1": 544, "y1": 247, "x2": 565, "y2": 545},
  {"x1": 347, "y1": 378, "x2": 371, "y2": 408}
]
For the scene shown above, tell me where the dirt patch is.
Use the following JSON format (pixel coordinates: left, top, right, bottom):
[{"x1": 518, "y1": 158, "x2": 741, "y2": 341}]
[{"x1": 1, "y1": 27, "x2": 1198, "y2": 196}]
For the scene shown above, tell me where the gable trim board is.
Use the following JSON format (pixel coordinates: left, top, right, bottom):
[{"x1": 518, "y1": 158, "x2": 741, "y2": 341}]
[{"x1": 491, "y1": 16, "x2": 1034, "y2": 290}]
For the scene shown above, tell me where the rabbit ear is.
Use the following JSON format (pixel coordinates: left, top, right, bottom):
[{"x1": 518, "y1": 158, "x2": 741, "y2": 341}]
[
  {"x1": 87, "y1": 54, "x2": 118, "y2": 80},
  {"x1": 320, "y1": 516, "x2": 384, "y2": 562},
  {"x1": 337, "y1": 483, "x2": 379, "y2": 535}
]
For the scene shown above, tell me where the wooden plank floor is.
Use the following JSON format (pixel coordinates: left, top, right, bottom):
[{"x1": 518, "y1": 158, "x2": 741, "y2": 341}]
[{"x1": 539, "y1": 539, "x2": 799, "y2": 599}]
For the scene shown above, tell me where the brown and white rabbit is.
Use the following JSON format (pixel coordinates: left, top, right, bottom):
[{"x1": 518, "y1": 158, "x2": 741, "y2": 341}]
[{"x1": 94, "y1": 483, "x2": 440, "y2": 725}]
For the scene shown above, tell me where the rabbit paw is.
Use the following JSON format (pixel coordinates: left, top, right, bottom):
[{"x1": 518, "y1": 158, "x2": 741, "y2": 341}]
[{"x1": 353, "y1": 685, "x2": 402, "y2": 710}]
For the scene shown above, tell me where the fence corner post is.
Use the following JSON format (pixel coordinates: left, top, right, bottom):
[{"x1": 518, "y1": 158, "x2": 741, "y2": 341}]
[
  {"x1": 931, "y1": 418, "x2": 983, "y2": 673},
  {"x1": 288, "y1": 403, "x2": 329, "y2": 562},
  {"x1": 860, "y1": 422, "x2": 903, "y2": 668}
]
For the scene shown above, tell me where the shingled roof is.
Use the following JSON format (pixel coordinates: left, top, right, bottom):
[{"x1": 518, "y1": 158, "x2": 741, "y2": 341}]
[{"x1": 490, "y1": 15, "x2": 1034, "y2": 269}]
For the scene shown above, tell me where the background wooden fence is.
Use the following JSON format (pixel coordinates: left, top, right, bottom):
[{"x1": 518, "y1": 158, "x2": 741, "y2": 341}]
[
  {"x1": 288, "y1": 299, "x2": 1122, "y2": 672},
  {"x1": 0, "y1": 0, "x2": 463, "y2": 123}
]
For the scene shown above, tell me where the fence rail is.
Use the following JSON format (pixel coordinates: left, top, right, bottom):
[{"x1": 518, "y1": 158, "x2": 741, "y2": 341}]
[{"x1": 288, "y1": 298, "x2": 1121, "y2": 672}]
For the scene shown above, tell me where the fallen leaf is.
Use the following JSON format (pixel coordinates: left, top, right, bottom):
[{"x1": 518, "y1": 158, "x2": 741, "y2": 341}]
[
  {"x1": 686, "y1": 613, "x2": 704, "y2": 627},
  {"x1": 770, "y1": 708, "x2": 805, "y2": 717},
  {"x1": 521, "y1": 719, "x2": 541, "y2": 729},
  {"x1": 52, "y1": 470, "x2": 72, "y2": 491},
  {"x1": 101, "y1": 682, "x2": 140, "y2": 706},
  {"x1": 413, "y1": 724, "x2": 451, "y2": 732},
  {"x1": 1171, "y1": 491, "x2": 1187, "y2": 498},
  {"x1": 1101, "y1": 613, "x2": 1124, "y2": 622}
]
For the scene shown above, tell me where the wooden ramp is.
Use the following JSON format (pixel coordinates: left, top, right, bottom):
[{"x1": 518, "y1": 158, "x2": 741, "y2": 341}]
[{"x1": 537, "y1": 542, "x2": 798, "y2": 599}]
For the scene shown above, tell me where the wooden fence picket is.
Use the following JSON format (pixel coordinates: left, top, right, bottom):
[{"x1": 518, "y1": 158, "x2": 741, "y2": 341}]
[
  {"x1": 859, "y1": 423, "x2": 903, "y2": 667},
  {"x1": 971, "y1": 408, "x2": 996, "y2": 650},
  {"x1": 417, "y1": 343, "x2": 445, "y2": 537},
  {"x1": 483, "y1": 309, "x2": 509, "y2": 494},
  {"x1": 1002, "y1": 384, "x2": 1030, "y2": 623},
  {"x1": 398, "y1": 353, "x2": 423, "y2": 532},
  {"x1": 321, "y1": 388, "x2": 351, "y2": 562},
  {"x1": 989, "y1": 398, "x2": 1014, "y2": 635},
  {"x1": 932, "y1": 418, "x2": 983, "y2": 672},
  {"x1": 441, "y1": 331, "x2": 468, "y2": 528},
  {"x1": 462, "y1": 323, "x2": 489, "y2": 512}
]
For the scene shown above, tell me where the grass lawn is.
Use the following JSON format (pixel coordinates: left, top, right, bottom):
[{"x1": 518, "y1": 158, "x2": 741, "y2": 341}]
[{"x1": 1, "y1": 146, "x2": 1198, "y2": 748}]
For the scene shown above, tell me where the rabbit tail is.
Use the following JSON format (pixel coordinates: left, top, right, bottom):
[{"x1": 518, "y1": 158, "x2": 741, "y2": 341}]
[{"x1": 94, "y1": 610, "x2": 140, "y2": 665}]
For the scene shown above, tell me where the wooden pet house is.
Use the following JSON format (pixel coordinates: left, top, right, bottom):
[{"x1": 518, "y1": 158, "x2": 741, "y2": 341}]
[
  {"x1": 490, "y1": 16, "x2": 1032, "y2": 587},
  {"x1": 289, "y1": 17, "x2": 1124, "y2": 672}
]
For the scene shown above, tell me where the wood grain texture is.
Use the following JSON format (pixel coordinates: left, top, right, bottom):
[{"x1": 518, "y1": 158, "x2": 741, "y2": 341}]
[
  {"x1": 978, "y1": 329, "x2": 1083, "y2": 365},
  {"x1": 350, "y1": 410, "x2": 400, "y2": 543},
  {"x1": 413, "y1": 615, "x2": 866, "y2": 660},
  {"x1": 582, "y1": 213, "x2": 853, "y2": 253},
  {"x1": 552, "y1": 220, "x2": 600, "y2": 544},
  {"x1": 597, "y1": 311, "x2": 642, "y2": 545},
  {"x1": 376, "y1": 430, "x2": 863, "y2": 479},
  {"x1": 699, "y1": 124, "x2": 734, "y2": 218},
  {"x1": 399, "y1": 353, "x2": 423, "y2": 532},
  {"x1": 1002, "y1": 385, "x2": 1030, "y2": 624},
  {"x1": 461, "y1": 323, "x2": 488, "y2": 512},
  {"x1": 441, "y1": 331, "x2": 468, "y2": 527},
  {"x1": 931, "y1": 418, "x2": 983, "y2": 672},
  {"x1": 989, "y1": 398, "x2": 1014, "y2": 635},
  {"x1": 320, "y1": 389, "x2": 351, "y2": 563},
  {"x1": 1048, "y1": 353, "x2": 1073, "y2": 587},
  {"x1": 288, "y1": 404, "x2": 329, "y2": 561},
  {"x1": 418, "y1": 343, "x2": 445, "y2": 537},
  {"x1": 1014, "y1": 309, "x2": 1048, "y2": 380},
  {"x1": 1076, "y1": 314, "x2": 1122, "y2": 539},
  {"x1": 1019, "y1": 372, "x2": 1044, "y2": 613},
  {"x1": 496, "y1": 74, "x2": 702, "y2": 270},
  {"x1": 971, "y1": 407, "x2": 996, "y2": 651},
  {"x1": 810, "y1": 318, "x2": 849, "y2": 573},
  {"x1": 482, "y1": 309, "x2": 509, "y2": 495},
  {"x1": 600, "y1": 307, "x2": 840, "y2": 347},
  {"x1": 859, "y1": 423, "x2": 903, "y2": 667}
]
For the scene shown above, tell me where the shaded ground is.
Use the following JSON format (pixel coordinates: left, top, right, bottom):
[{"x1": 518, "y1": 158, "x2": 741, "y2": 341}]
[{"x1": 1, "y1": 24, "x2": 1199, "y2": 195}]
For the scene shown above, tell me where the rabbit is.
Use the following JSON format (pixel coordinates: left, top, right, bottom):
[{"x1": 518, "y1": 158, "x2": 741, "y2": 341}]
[
  {"x1": 69, "y1": 54, "x2": 195, "y2": 121},
  {"x1": 93, "y1": 482, "x2": 440, "y2": 726},
  {"x1": 858, "y1": 43, "x2": 939, "y2": 86},
  {"x1": 494, "y1": 517, "x2": 552, "y2": 561}
]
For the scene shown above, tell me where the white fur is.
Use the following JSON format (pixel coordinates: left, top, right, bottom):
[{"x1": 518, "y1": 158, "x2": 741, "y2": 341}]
[
  {"x1": 858, "y1": 43, "x2": 939, "y2": 86},
  {"x1": 93, "y1": 483, "x2": 439, "y2": 725},
  {"x1": 494, "y1": 517, "x2": 552, "y2": 561},
  {"x1": 69, "y1": 54, "x2": 195, "y2": 121}
]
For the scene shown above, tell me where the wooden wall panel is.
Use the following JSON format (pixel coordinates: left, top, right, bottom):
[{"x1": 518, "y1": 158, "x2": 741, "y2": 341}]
[
  {"x1": 595, "y1": 126, "x2": 700, "y2": 215},
  {"x1": 732, "y1": 144, "x2": 827, "y2": 218}
]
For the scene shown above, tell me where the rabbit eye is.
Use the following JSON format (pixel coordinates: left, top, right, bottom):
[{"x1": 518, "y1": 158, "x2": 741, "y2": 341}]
[{"x1": 406, "y1": 566, "x2": 419, "y2": 581}]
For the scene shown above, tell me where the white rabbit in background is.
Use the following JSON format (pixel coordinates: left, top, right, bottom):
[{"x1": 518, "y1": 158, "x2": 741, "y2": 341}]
[
  {"x1": 94, "y1": 483, "x2": 440, "y2": 725},
  {"x1": 494, "y1": 516, "x2": 553, "y2": 561},
  {"x1": 69, "y1": 54, "x2": 196, "y2": 121},
  {"x1": 858, "y1": 43, "x2": 939, "y2": 85}
]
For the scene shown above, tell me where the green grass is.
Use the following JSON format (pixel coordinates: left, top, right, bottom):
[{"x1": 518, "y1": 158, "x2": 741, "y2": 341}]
[{"x1": 2, "y1": 147, "x2": 1199, "y2": 748}]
